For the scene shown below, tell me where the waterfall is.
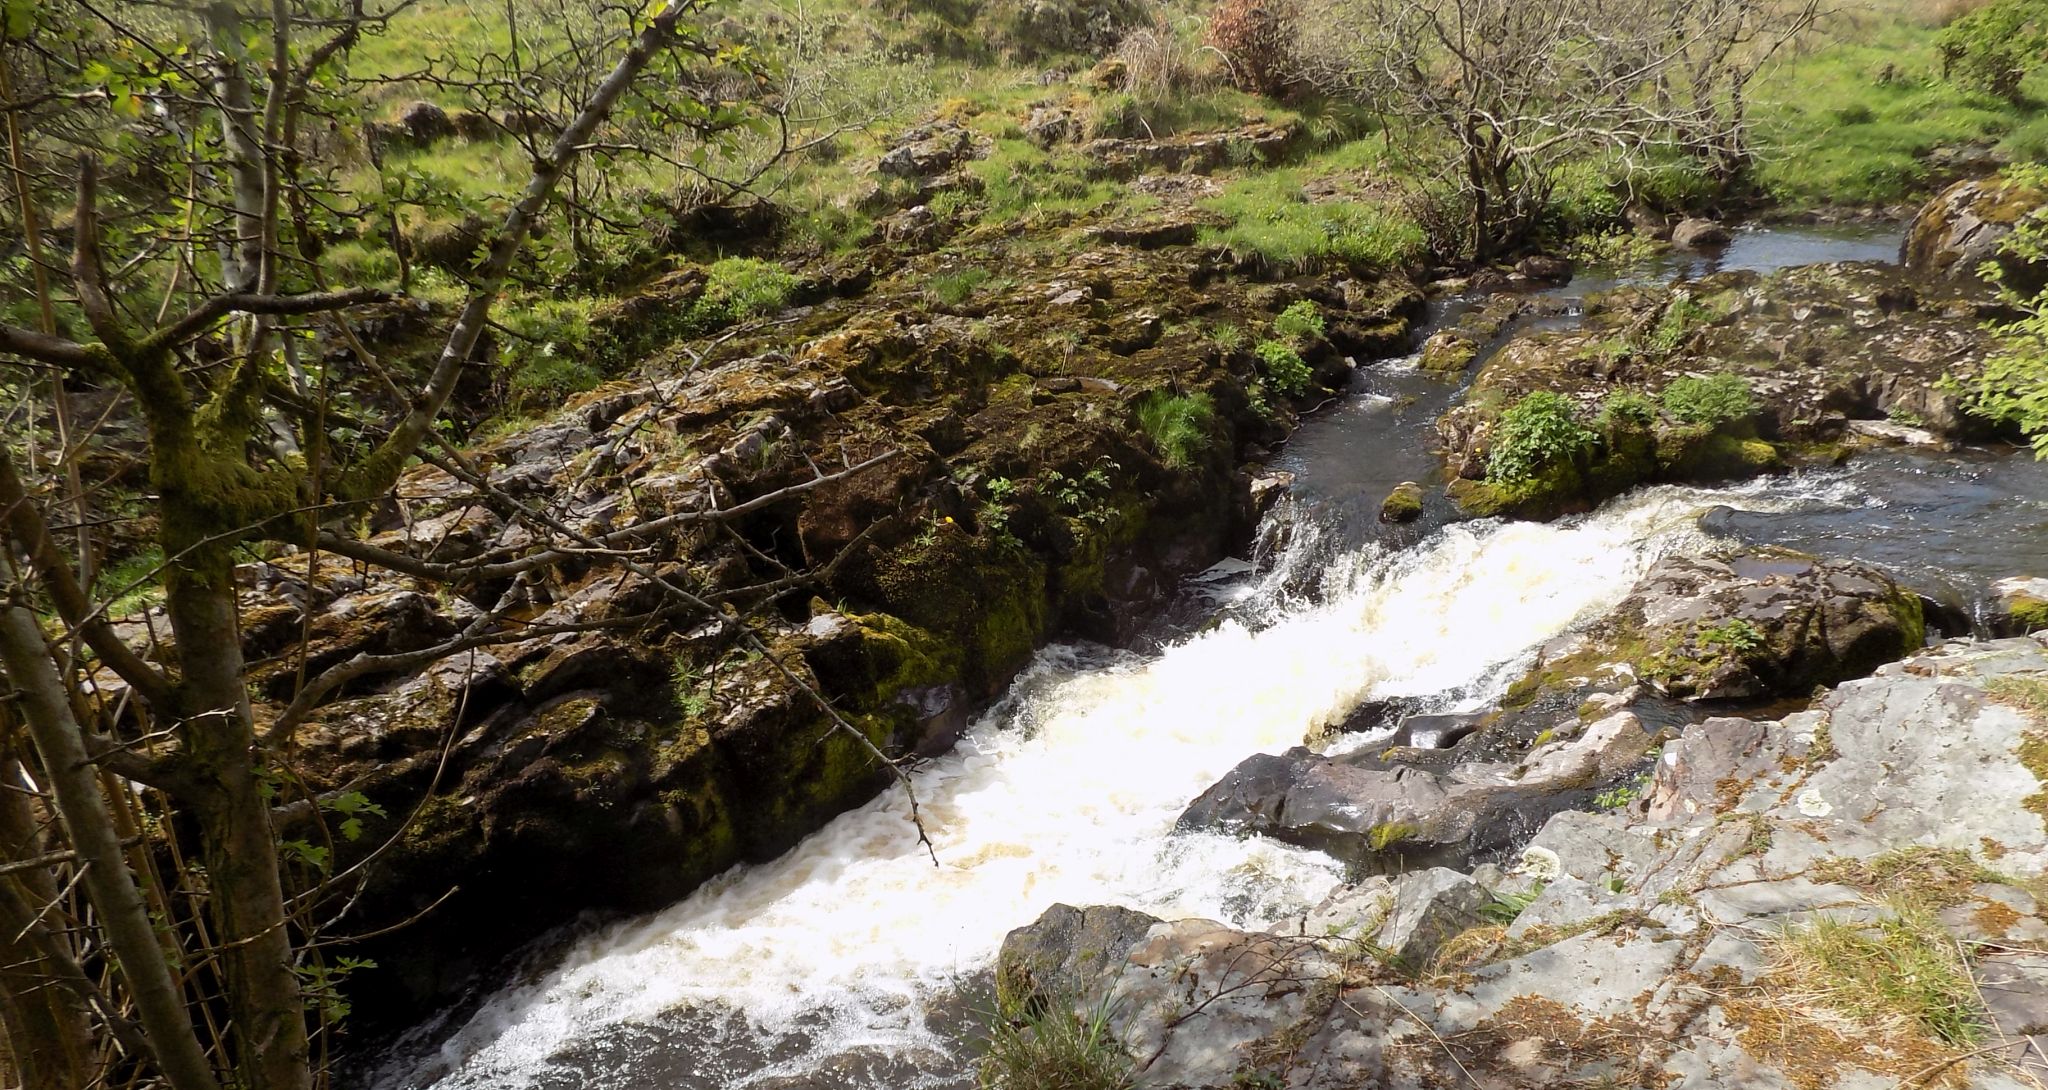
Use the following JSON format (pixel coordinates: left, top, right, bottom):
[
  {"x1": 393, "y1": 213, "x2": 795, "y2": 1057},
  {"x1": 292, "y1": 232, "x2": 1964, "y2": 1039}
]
[{"x1": 377, "y1": 474, "x2": 1850, "y2": 1090}]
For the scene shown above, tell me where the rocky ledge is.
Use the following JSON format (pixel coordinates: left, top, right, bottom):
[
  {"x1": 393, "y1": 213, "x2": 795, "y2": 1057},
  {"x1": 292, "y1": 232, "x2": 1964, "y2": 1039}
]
[
  {"x1": 1000, "y1": 635, "x2": 2048, "y2": 1089},
  {"x1": 1434, "y1": 259, "x2": 2012, "y2": 520}
]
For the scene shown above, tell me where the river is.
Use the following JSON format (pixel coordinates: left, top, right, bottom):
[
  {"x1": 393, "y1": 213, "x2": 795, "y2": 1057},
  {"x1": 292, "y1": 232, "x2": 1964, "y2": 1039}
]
[{"x1": 369, "y1": 224, "x2": 2048, "y2": 1090}]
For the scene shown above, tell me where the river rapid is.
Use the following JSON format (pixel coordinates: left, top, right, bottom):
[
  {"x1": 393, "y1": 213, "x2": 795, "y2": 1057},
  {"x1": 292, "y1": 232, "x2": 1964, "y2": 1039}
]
[{"x1": 370, "y1": 226, "x2": 2048, "y2": 1090}]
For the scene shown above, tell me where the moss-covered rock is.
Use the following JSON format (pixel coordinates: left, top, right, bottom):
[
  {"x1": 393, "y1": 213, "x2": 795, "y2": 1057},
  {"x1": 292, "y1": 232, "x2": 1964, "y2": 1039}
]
[
  {"x1": 1903, "y1": 173, "x2": 2048, "y2": 292},
  {"x1": 1379, "y1": 481, "x2": 1425, "y2": 523}
]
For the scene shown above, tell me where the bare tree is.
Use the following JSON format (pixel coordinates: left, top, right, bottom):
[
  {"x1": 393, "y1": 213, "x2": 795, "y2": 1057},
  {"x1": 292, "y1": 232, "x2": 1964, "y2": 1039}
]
[
  {"x1": 1292, "y1": 0, "x2": 1818, "y2": 259},
  {"x1": 0, "y1": 1, "x2": 880, "y2": 1087}
]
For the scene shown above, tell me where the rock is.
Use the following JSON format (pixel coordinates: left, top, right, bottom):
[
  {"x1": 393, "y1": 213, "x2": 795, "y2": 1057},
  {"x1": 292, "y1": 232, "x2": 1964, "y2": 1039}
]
[
  {"x1": 1671, "y1": 217, "x2": 1731, "y2": 249},
  {"x1": 1903, "y1": 173, "x2": 2048, "y2": 292},
  {"x1": 992, "y1": 0, "x2": 1147, "y2": 60},
  {"x1": 876, "y1": 121, "x2": 982, "y2": 179},
  {"x1": 1022, "y1": 105, "x2": 1077, "y2": 148},
  {"x1": 1507, "y1": 547, "x2": 1927, "y2": 704},
  {"x1": 1084, "y1": 56, "x2": 1128, "y2": 89},
  {"x1": 879, "y1": 204, "x2": 941, "y2": 246},
  {"x1": 1993, "y1": 576, "x2": 2048, "y2": 636},
  {"x1": 1378, "y1": 481, "x2": 1424, "y2": 523},
  {"x1": 1627, "y1": 203, "x2": 1674, "y2": 239},
  {"x1": 1378, "y1": 868, "x2": 1489, "y2": 963},
  {"x1": 397, "y1": 100, "x2": 454, "y2": 145},
  {"x1": 1515, "y1": 254, "x2": 1574, "y2": 283}
]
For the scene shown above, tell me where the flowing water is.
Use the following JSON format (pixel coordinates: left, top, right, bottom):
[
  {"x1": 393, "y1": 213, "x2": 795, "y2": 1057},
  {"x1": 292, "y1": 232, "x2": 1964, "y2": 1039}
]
[{"x1": 371, "y1": 226, "x2": 2048, "y2": 1089}]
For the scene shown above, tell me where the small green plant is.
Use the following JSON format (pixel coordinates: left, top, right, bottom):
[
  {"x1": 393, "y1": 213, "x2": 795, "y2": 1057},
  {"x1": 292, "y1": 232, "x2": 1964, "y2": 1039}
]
[
  {"x1": 1594, "y1": 773, "x2": 1651, "y2": 811},
  {"x1": 672, "y1": 659, "x2": 713, "y2": 720},
  {"x1": 1697, "y1": 617, "x2": 1766, "y2": 657},
  {"x1": 1646, "y1": 296, "x2": 1714, "y2": 357},
  {"x1": 1598, "y1": 389, "x2": 1658, "y2": 429},
  {"x1": 1959, "y1": 166, "x2": 2048, "y2": 455},
  {"x1": 1272, "y1": 300, "x2": 1325, "y2": 343},
  {"x1": 1045, "y1": 463, "x2": 1119, "y2": 525},
  {"x1": 1210, "y1": 322, "x2": 1246, "y2": 352},
  {"x1": 1661, "y1": 372, "x2": 1756, "y2": 427},
  {"x1": 1486, "y1": 391, "x2": 1595, "y2": 484},
  {"x1": 928, "y1": 266, "x2": 994, "y2": 307},
  {"x1": 1255, "y1": 340, "x2": 1313, "y2": 398},
  {"x1": 977, "y1": 987, "x2": 1134, "y2": 1090},
  {"x1": 1137, "y1": 392, "x2": 1215, "y2": 469},
  {"x1": 689, "y1": 257, "x2": 800, "y2": 328}
]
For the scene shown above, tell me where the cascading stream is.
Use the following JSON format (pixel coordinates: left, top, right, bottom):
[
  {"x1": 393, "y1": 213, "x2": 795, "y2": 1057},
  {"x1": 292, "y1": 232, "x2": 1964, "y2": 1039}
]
[{"x1": 378, "y1": 475, "x2": 1853, "y2": 1090}]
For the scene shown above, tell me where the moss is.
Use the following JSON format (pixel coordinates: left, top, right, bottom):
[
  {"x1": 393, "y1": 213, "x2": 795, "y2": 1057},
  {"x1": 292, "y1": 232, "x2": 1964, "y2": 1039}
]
[
  {"x1": 2010, "y1": 594, "x2": 2048, "y2": 633},
  {"x1": 1378, "y1": 482, "x2": 1423, "y2": 523},
  {"x1": 1367, "y1": 821, "x2": 1421, "y2": 851}
]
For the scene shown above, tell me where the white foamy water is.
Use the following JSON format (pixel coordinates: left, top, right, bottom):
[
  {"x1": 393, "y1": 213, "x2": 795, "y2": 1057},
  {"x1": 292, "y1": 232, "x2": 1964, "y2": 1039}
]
[{"x1": 381, "y1": 475, "x2": 1847, "y2": 1090}]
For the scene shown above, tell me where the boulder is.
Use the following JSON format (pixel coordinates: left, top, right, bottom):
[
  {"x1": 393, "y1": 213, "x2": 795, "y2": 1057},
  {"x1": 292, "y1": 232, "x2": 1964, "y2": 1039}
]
[
  {"x1": 1671, "y1": 217, "x2": 1731, "y2": 249},
  {"x1": 1993, "y1": 576, "x2": 2048, "y2": 636},
  {"x1": 1378, "y1": 480, "x2": 1424, "y2": 523},
  {"x1": 1508, "y1": 548, "x2": 1926, "y2": 704},
  {"x1": 1903, "y1": 173, "x2": 2048, "y2": 291},
  {"x1": 876, "y1": 121, "x2": 982, "y2": 179},
  {"x1": 1514, "y1": 254, "x2": 1574, "y2": 283}
]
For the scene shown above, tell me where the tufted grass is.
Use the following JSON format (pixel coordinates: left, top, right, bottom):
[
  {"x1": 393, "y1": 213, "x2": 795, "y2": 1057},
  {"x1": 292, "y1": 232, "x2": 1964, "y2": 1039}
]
[
  {"x1": 1765, "y1": 900, "x2": 1985, "y2": 1048},
  {"x1": 976, "y1": 988, "x2": 1134, "y2": 1090},
  {"x1": 1136, "y1": 392, "x2": 1216, "y2": 469}
]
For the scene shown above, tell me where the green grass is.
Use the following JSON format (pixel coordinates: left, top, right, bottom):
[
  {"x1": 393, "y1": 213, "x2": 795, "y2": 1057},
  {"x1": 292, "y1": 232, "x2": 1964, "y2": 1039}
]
[
  {"x1": 976, "y1": 989, "x2": 1133, "y2": 1090},
  {"x1": 1136, "y1": 391, "x2": 1216, "y2": 468},
  {"x1": 927, "y1": 266, "x2": 995, "y2": 306},
  {"x1": 1198, "y1": 164, "x2": 1426, "y2": 270},
  {"x1": 1750, "y1": 10, "x2": 2048, "y2": 206}
]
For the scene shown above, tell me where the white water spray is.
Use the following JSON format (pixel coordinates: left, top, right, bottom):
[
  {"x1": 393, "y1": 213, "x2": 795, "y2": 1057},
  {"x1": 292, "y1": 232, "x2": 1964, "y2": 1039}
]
[{"x1": 381, "y1": 475, "x2": 1846, "y2": 1090}]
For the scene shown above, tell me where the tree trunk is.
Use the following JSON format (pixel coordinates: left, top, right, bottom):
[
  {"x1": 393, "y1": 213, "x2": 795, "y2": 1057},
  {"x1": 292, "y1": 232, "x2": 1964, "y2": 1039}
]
[
  {"x1": 160, "y1": 531, "x2": 311, "y2": 1090},
  {"x1": 0, "y1": 567, "x2": 222, "y2": 1090}
]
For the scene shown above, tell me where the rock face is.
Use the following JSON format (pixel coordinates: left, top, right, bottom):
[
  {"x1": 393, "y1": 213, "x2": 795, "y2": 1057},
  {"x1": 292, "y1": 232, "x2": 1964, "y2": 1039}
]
[
  {"x1": 1903, "y1": 173, "x2": 2048, "y2": 291},
  {"x1": 216, "y1": 226, "x2": 1427, "y2": 1031},
  {"x1": 1005, "y1": 636, "x2": 2048, "y2": 1089}
]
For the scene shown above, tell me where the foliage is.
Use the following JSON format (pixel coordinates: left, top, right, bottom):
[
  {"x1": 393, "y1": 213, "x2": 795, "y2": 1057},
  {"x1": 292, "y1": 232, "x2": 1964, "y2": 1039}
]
[
  {"x1": 1598, "y1": 389, "x2": 1659, "y2": 429},
  {"x1": 1937, "y1": 0, "x2": 2048, "y2": 101},
  {"x1": 1255, "y1": 340, "x2": 1314, "y2": 397},
  {"x1": 1272, "y1": 300, "x2": 1326, "y2": 342},
  {"x1": 1137, "y1": 392, "x2": 1216, "y2": 467},
  {"x1": 1487, "y1": 391, "x2": 1595, "y2": 484},
  {"x1": 1207, "y1": 0, "x2": 1297, "y2": 95},
  {"x1": 1645, "y1": 297, "x2": 1715, "y2": 358},
  {"x1": 1661, "y1": 373, "x2": 1756, "y2": 427},
  {"x1": 977, "y1": 988, "x2": 1135, "y2": 1090},
  {"x1": 690, "y1": 258, "x2": 802, "y2": 328},
  {"x1": 499, "y1": 299, "x2": 604, "y2": 410},
  {"x1": 1961, "y1": 166, "x2": 2048, "y2": 454},
  {"x1": 1697, "y1": 618, "x2": 1766, "y2": 657},
  {"x1": 1593, "y1": 774, "x2": 1650, "y2": 811}
]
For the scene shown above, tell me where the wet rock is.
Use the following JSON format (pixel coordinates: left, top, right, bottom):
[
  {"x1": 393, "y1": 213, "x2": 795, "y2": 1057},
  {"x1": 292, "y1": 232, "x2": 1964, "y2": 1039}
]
[
  {"x1": 1378, "y1": 480, "x2": 1424, "y2": 523},
  {"x1": 1903, "y1": 173, "x2": 2048, "y2": 291},
  {"x1": 1378, "y1": 868, "x2": 1489, "y2": 963},
  {"x1": 1671, "y1": 216, "x2": 1731, "y2": 249},
  {"x1": 1508, "y1": 548, "x2": 1926, "y2": 704},
  {"x1": 1515, "y1": 254, "x2": 1573, "y2": 283}
]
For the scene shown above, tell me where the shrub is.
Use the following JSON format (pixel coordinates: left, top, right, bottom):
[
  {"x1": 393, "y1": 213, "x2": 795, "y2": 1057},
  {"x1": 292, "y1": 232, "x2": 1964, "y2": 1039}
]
[
  {"x1": 1255, "y1": 339, "x2": 1313, "y2": 397},
  {"x1": 1599, "y1": 389, "x2": 1658, "y2": 429},
  {"x1": 927, "y1": 266, "x2": 994, "y2": 306},
  {"x1": 1206, "y1": 0, "x2": 1297, "y2": 96},
  {"x1": 1272, "y1": 300, "x2": 1325, "y2": 343},
  {"x1": 1137, "y1": 391, "x2": 1215, "y2": 468},
  {"x1": 689, "y1": 257, "x2": 799, "y2": 327},
  {"x1": 1937, "y1": 0, "x2": 2048, "y2": 101},
  {"x1": 500, "y1": 298, "x2": 603, "y2": 411},
  {"x1": 1487, "y1": 391, "x2": 1595, "y2": 484},
  {"x1": 1661, "y1": 373, "x2": 1756, "y2": 427},
  {"x1": 1645, "y1": 296, "x2": 1714, "y2": 358}
]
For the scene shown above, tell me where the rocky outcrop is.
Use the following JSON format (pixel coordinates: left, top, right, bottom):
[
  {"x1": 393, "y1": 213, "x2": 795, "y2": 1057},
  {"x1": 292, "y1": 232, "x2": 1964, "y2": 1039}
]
[
  {"x1": 1180, "y1": 546, "x2": 1925, "y2": 875},
  {"x1": 1078, "y1": 121, "x2": 1304, "y2": 181},
  {"x1": 1004, "y1": 636, "x2": 2048, "y2": 1089},
  {"x1": 216, "y1": 230, "x2": 1426, "y2": 1030},
  {"x1": 1903, "y1": 173, "x2": 2048, "y2": 291},
  {"x1": 1505, "y1": 547, "x2": 1928, "y2": 704},
  {"x1": 1436, "y1": 261, "x2": 2008, "y2": 519}
]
